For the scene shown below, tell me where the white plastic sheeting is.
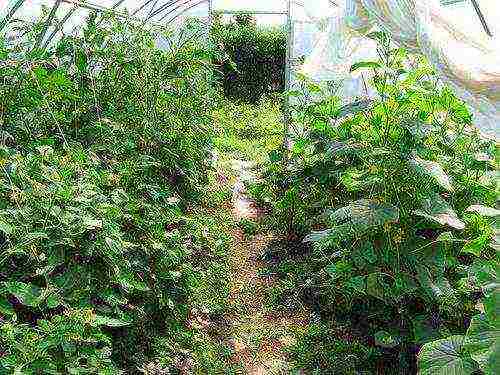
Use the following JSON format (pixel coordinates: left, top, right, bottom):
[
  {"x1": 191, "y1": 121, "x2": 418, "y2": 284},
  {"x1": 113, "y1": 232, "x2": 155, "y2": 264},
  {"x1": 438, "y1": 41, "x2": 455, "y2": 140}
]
[
  {"x1": 0, "y1": 0, "x2": 215, "y2": 53},
  {"x1": 300, "y1": 0, "x2": 499, "y2": 138},
  {"x1": 0, "y1": 1, "x2": 211, "y2": 36}
]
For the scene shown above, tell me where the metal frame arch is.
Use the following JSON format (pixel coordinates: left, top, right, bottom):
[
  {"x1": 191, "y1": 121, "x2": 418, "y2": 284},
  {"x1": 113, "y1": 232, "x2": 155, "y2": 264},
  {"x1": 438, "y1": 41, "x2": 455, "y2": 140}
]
[{"x1": 131, "y1": 0, "x2": 210, "y2": 24}]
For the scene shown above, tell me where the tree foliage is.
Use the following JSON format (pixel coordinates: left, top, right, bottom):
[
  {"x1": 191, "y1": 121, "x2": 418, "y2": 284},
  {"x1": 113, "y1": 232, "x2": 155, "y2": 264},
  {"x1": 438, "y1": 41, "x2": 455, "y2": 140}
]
[{"x1": 212, "y1": 12, "x2": 286, "y2": 103}]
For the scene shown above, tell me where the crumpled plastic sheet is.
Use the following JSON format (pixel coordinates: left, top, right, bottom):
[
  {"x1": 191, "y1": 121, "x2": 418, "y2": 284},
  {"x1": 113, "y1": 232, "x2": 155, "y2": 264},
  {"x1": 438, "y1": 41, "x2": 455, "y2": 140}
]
[{"x1": 300, "y1": 0, "x2": 499, "y2": 139}]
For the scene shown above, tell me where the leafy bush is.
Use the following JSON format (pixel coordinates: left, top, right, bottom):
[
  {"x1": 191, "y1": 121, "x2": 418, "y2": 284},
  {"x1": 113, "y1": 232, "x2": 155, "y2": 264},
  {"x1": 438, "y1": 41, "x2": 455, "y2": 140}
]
[
  {"x1": 290, "y1": 323, "x2": 380, "y2": 373},
  {"x1": 0, "y1": 13, "x2": 230, "y2": 373},
  {"x1": 213, "y1": 13, "x2": 286, "y2": 103},
  {"x1": 2, "y1": 14, "x2": 214, "y2": 199},
  {"x1": 0, "y1": 309, "x2": 118, "y2": 374},
  {"x1": 254, "y1": 33, "x2": 499, "y2": 373}
]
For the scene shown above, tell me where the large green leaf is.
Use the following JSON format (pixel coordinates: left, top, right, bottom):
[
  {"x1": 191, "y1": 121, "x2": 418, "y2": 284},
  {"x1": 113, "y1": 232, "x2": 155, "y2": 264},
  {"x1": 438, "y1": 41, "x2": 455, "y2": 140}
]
[
  {"x1": 464, "y1": 314, "x2": 500, "y2": 373},
  {"x1": 418, "y1": 335, "x2": 477, "y2": 375},
  {"x1": 94, "y1": 315, "x2": 131, "y2": 328},
  {"x1": 465, "y1": 205, "x2": 500, "y2": 217},
  {"x1": 410, "y1": 156, "x2": 453, "y2": 192},
  {"x1": 412, "y1": 314, "x2": 442, "y2": 345},
  {"x1": 1, "y1": 281, "x2": 42, "y2": 307},
  {"x1": 328, "y1": 199, "x2": 399, "y2": 229},
  {"x1": 366, "y1": 273, "x2": 392, "y2": 301},
  {"x1": 117, "y1": 270, "x2": 149, "y2": 292},
  {"x1": 345, "y1": 275, "x2": 366, "y2": 294},
  {"x1": 416, "y1": 266, "x2": 457, "y2": 304},
  {"x1": 461, "y1": 234, "x2": 489, "y2": 257},
  {"x1": 303, "y1": 229, "x2": 333, "y2": 243},
  {"x1": 468, "y1": 259, "x2": 498, "y2": 293},
  {"x1": 414, "y1": 194, "x2": 465, "y2": 230},
  {"x1": 482, "y1": 291, "x2": 498, "y2": 324},
  {"x1": 305, "y1": 201, "x2": 399, "y2": 244}
]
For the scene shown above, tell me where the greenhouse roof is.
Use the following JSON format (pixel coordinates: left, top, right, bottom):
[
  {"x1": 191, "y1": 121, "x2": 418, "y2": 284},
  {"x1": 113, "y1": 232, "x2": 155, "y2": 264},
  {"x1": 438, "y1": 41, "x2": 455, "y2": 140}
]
[{"x1": 2, "y1": 1, "x2": 493, "y2": 33}]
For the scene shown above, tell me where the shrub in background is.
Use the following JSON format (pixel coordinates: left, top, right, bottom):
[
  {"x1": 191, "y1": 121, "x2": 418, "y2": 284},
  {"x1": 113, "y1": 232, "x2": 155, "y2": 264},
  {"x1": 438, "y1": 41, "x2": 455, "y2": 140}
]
[{"x1": 212, "y1": 12, "x2": 286, "y2": 103}]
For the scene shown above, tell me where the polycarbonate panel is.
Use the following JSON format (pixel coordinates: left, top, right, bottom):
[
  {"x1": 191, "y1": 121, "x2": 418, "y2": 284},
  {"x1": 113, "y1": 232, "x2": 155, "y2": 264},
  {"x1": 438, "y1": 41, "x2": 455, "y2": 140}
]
[
  {"x1": 441, "y1": 0, "x2": 498, "y2": 38},
  {"x1": 0, "y1": 0, "x2": 213, "y2": 48},
  {"x1": 291, "y1": 0, "x2": 336, "y2": 21},
  {"x1": 212, "y1": 0, "x2": 287, "y2": 13},
  {"x1": 0, "y1": 1, "x2": 212, "y2": 29},
  {"x1": 292, "y1": 21, "x2": 317, "y2": 60}
]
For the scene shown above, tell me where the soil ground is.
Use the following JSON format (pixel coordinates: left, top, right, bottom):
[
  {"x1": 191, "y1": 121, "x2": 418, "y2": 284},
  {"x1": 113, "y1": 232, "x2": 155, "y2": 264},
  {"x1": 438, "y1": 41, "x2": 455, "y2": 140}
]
[{"x1": 225, "y1": 160, "x2": 309, "y2": 374}]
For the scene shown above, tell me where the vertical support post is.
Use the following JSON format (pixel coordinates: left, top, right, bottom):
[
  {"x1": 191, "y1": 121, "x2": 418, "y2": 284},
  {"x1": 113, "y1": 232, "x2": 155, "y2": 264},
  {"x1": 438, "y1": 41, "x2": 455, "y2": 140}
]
[
  {"x1": 283, "y1": 0, "x2": 292, "y2": 151},
  {"x1": 208, "y1": 0, "x2": 213, "y2": 37}
]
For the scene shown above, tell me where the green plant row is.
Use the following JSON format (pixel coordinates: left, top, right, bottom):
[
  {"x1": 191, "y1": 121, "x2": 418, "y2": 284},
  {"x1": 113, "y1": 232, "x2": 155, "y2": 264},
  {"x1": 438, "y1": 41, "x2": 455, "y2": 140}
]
[
  {"x1": 251, "y1": 32, "x2": 499, "y2": 374},
  {"x1": 0, "y1": 12, "x2": 230, "y2": 374}
]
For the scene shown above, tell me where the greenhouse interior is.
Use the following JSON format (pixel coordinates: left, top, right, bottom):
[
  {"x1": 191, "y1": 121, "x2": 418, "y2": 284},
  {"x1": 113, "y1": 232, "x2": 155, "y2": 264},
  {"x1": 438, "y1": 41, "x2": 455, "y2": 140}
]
[{"x1": 0, "y1": 0, "x2": 498, "y2": 374}]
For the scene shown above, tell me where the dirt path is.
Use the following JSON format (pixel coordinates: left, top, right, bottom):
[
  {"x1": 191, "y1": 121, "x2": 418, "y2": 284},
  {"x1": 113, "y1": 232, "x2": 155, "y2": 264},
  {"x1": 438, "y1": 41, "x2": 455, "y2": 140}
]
[{"x1": 226, "y1": 160, "x2": 309, "y2": 375}]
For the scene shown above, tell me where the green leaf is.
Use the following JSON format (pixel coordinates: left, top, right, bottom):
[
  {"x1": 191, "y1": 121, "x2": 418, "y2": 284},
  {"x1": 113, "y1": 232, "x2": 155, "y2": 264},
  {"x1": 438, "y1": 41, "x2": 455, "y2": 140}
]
[
  {"x1": 1, "y1": 281, "x2": 42, "y2": 307},
  {"x1": 0, "y1": 220, "x2": 12, "y2": 235},
  {"x1": 436, "y1": 231, "x2": 454, "y2": 242},
  {"x1": 410, "y1": 156, "x2": 453, "y2": 192},
  {"x1": 361, "y1": 242, "x2": 377, "y2": 264},
  {"x1": 45, "y1": 294, "x2": 62, "y2": 309},
  {"x1": 0, "y1": 295, "x2": 15, "y2": 316},
  {"x1": 117, "y1": 270, "x2": 149, "y2": 292},
  {"x1": 412, "y1": 314, "x2": 442, "y2": 345},
  {"x1": 329, "y1": 199, "x2": 399, "y2": 230},
  {"x1": 19, "y1": 232, "x2": 49, "y2": 248},
  {"x1": 83, "y1": 217, "x2": 102, "y2": 230},
  {"x1": 465, "y1": 205, "x2": 500, "y2": 217},
  {"x1": 75, "y1": 50, "x2": 88, "y2": 73},
  {"x1": 350, "y1": 61, "x2": 381, "y2": 73},
  {"x1": 464, "y1": 314, "x2": 500, "y2": 373},
  {"x1": 418, "y1": 335, "x2": 477, "y2": 375},
  {"x1": 94, "y1": 315, "x2": 131, "y2": 327},
  {"x1": 326, "y1": 261, "x2": 352, "y2": 281},
  {"x1": 366, "y1": 273, "x2": 389, "y2": 301},
  {"x1": 100, "y1": 289, "x2": 128, "y2": 307},
  {"x1": 414, "y1": 194, "x2": 465, "y2": 230},
  {"x1": 461, "y1": 235, "x2": 489, "y2": 257},
  {"x1": 303, "y1": 229, "x2": 333, "y2": 243},
  {"x1": 269, "y1": 149, "x2": 283, "y2": 163},
  {"x1": 346, "y1": 275, "x2": 366, "y2": 294},
  {"x1": 286, "y1": 90, "x2": 302, "y2": 97},
  {"x1": 374, "y1": 330, "x2": 400, "y2": 348},
  {"x1": 468, "y1": 259, "x2": 497, "y2": 287},
  {"x1": 490, "y1": 229, "x2": 500, "y2": 251},
  {"x1": 482, "y1": 291, "x2": 498, "y2": 324},
  {"x1": 337, "y1": 99, "x2": 373, "y2": 118},
  {"x1": 306, "y1": 81, "x2": 322, "y2": 93},
  {"x1": 367, "y1": 31, "x2": 389, "y2": 44}
]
